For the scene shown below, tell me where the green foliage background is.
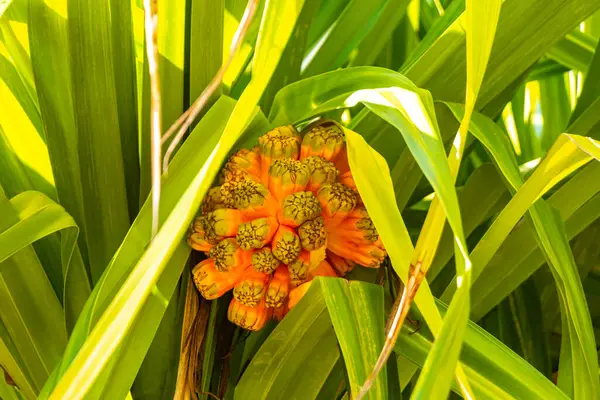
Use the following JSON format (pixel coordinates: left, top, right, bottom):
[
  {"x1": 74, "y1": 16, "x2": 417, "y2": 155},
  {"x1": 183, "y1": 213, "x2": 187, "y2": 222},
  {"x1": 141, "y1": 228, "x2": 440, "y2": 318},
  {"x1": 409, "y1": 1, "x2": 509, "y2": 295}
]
[{"x1": 1, "y1": 0, "x2": 600, "y2": 399}]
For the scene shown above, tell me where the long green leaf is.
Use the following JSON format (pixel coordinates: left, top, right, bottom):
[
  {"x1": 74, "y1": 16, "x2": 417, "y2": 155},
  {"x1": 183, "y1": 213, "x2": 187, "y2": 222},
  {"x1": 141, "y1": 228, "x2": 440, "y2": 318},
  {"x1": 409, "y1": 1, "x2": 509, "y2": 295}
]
[
  {"x1": 321, "y1": 278, "x2": 387, "y2": 400},
  {"x1": 443, "y1": 104, "x2": 600, "y2": 398},
  {"x1": 0, "y1": 49, "x2": 52, "y2": 200},
  {"x1": 429, "y1": 162, "x2": 510, "y2": 285},
  {"x1": 0, "y1": 123, "x2": 64, "y2": 299},
  {"x1": 0, "y1": 188, "x2": 66, "y2": 394},
  {"x1": 0, "y1": 4, "x2": 37, "y2": 101},
  {"x1": 259, "y1": 0, "x2": 320, "y2": 113},
  {"x1": 351, "y1": 0, "x2": 600, "y2": 211},
  {"x1": 45, "y1": 0, "x2": 305, "y2": 396},
  {"x1": 37, "y1": 97, "x2": 267, "y2": 399},
  {"x1": 29, "y1": 0, "x2": 90, "y2": 269},
  {"x1": 351, "y1": 90, "x2": 472, "y2": 398},
  {"x1": 347, "y1": 0, "x2": 411, "y2": 67},
  {"x1": 301, "y1": 0, "x2": 387, "y2": 77},
  {"x1": 189, "y1": 0, "x2": 223, "y2": 110},
  {"x1": 396, "y1": 299, "x2": 569, "y2": 399},
  {"x1": 410, "y1": 0, "x2": 501, "y2": 395},
  {"x1": 343, "y1": 125, "x2": 472, "y2": 393},
  {"x1": 568, "y1": 32, "x2": 600, "y2": 136},
  {"x1": 539, "y1": 75, "x2": 571, "y2": 151},
  {"x1": 110, "y1": 0, "x2": 139, "y2": 220},
  {"x1": 0, "y1": 303, "x2": 37, "y2": 399},
  {"x1": 67, "y1": 0, "x2": 131, "y2": 281},
  {"x1": 0, "y1": 191, "x2": 90, "y2": 330},
  {"x1": 546, "y1": 30, "x2": 597, "y2": 73},
  {"x1": 471, "y1": 164, "x2": 600, "y2": 319}
]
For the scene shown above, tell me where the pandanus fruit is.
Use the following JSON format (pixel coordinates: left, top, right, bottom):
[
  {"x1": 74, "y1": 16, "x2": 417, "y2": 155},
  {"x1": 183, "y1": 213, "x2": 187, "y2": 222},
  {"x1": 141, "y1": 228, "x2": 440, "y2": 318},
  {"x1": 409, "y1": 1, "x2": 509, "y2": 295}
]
[{"x1": 187, "y1": 121, "x2": 386, "y2": 330}]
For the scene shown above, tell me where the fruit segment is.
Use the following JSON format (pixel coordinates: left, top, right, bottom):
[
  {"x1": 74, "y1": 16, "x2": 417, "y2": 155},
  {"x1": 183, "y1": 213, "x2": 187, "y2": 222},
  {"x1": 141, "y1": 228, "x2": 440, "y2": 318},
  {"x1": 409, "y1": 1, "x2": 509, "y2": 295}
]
[
  {"x1": 298, "y1": 216, "x2": 327, "y2": 250},
  {"x1": 236, "y1": 217, "x2": 279, "y2": 250},
  {"x1": 228, "y1": 297, "x2": 270, "y2": 331},
  {"x1": 300, "y1": 122, "x2": 345, "y2": 161},
  {"x1": 279, "y1": 191, "x2": 321, "y2": 228},
  {"x1": 252, "y1": 247, "x2": 280, "y2": 274},
  {"x1": 233, "y1": 268, "x2": 269, "y2": 307},
  {"x1": 271, "y1": 225, "x2": 302, "y2": 264},
  {"x1": 317, "y1": 182, "x2": 357, "y2": 226},
  {"x1": 265, "y1": 265, "x2": 291, "y2": 308},
  {"x1": 192, "y1": 259, "x2": 249, "y2": 300},
  {"x1": 209, "y1": 238, "x2": 252, "y2": 272},
  {"x1": 268, "y1": 159, "x2": 309, "y2": 202},
  {"x1": 301, "y1": 156, "x2": 339, "y2": 193}
]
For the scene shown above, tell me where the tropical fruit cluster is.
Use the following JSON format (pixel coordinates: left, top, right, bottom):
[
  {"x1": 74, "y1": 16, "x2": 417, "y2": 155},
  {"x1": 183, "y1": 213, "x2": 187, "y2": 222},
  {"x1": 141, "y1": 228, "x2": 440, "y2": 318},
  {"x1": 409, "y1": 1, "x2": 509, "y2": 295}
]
[{"x1": 187, "y1": 120, "x2": 386, "y2": 330}]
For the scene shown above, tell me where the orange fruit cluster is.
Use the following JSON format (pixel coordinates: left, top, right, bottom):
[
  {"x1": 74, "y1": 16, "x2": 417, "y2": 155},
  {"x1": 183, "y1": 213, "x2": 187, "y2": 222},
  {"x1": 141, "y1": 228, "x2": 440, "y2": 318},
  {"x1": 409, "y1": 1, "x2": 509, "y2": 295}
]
[{"x1": 187, "y1": 121, "x2": 386, "y2": 330}]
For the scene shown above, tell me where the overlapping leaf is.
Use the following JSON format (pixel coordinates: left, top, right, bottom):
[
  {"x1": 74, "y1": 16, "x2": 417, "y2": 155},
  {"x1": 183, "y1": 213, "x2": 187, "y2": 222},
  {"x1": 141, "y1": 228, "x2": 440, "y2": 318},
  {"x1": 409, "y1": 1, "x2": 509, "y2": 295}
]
[
  {"x1": 44, "y1": 1, "x2": 306, "y2": 397},
  {"x1": 442, "y1": 104, "x2": 600, "y2": 398}
]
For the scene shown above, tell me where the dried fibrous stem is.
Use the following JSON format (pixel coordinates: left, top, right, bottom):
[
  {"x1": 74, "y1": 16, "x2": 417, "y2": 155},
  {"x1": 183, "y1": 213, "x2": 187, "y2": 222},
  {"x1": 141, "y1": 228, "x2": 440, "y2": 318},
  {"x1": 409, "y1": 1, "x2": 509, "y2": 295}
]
[
  {"x1": 161, "y1": 0, "x2": 260, "y2": 173},
  {"x1": 174, "y1": 273, "x2": 211, "y2": 400},
  {"x1": 143, "y1": 0, "x2": 161, "y2": 238}
]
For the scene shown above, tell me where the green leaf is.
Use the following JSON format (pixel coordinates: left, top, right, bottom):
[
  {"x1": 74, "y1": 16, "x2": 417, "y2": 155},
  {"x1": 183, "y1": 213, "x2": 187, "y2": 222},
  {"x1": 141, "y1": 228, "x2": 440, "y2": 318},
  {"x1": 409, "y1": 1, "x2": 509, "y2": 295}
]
[
  {"x1": 411, "y1": 0, "x2": 501, "y2": 394},
  {"x1": 568, "y1": 32, "x2": 600, "y2": 136},
  {"x1": 109, "y1": 0, "x2": 139, "y2": 220},
  {"x1": 270, "y1": 66, "x2": 420, "y2": 125},
  {"x1": 342, "y1": 122, "x2": 435, "y2": 304},
  {"x1": 67, "y1": 0, "x2": 131, "y2": 281},
  {"x1": 443, "y1": 104, "x2": 600, "y2": 398},
  {"x1": 352, "y1": 94, "x2": 471, "y2": 398},
  {"x1": 29, "y1": 0, "x2": 91, "y2": 269},
  {"x1": 189, "y1": 0, "x2": 223, "y2": 111},
  {"x1": 260, "y1": 0, "x2": 320, "y2": 113},
  {"x1": 0, "y1": 318, "x2": 37, "y2": 399},
  {"x1": 506, "y1": 278, "x2": 552, "y2": 377},
  {"x1": 346, "y1": 0, "x2": 411, "y2": 67},
  {"x1": 507, "y1": 84, "x2": 539, "y2": 161},
  {"x1": 343, "y1": 124, "x2": 474, "y2": 396},
  {"x1": 0, "y1": 189, "x2": 66, "y2": 394},
  {"x1": 429, "y1": 163, "x2": 509, "y2": 284},
  {"x1": 546, "y1": 30, "x2": 597, "y2": 73},
  {"x1": 396, "y1": 299, "x2": 569, "y2": 399},
  {"x1": 539, "y1": 75, "x2": 571, "y2": 151},
  {"x1": 0, "y1": 5, "x2": 38, "y2": 116},
  {"x1": 0, "y1": 49, "x2": 53, "y2": 200},
  {"x1": 301, "y1": 0, "x2": 388, "y2": 78},
  {"x1": 471, "y1": 163, "x2": 600, "y2": 319},
  {"x1": 0, "y1": 191, "x2": 90, "y2": 330},
  {"x1": 45, "y1": 0, "x2": 305, "y2": 395},
  {"x1": 316, "y1": 358, "x2": 347, "y2": 400},
  {"x1": 0, "y1": 0, "x2": 14, "y2": 18},
  {"x1": 0, "y1": 119, "x2": 64, "y2": 299},
  {"x1": 320, "y1": 278, "x2": 387, "y2": 400},
  {"x1": 350, "y1": 0, "x2": 600, "y2": 210},
  {"x1": 37, "y1": 97, "x2": 241, "y2": 399}
]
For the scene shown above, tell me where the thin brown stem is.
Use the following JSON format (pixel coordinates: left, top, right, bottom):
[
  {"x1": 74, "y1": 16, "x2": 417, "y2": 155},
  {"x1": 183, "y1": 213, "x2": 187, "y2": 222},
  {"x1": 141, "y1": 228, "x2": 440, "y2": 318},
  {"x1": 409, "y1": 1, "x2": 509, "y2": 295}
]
[
  {"x1": 197, "y1": 392, "x2": 221, "y2": 400},
  {"x1": 161, "y1": 0, "x2": 259, "y2": 173},
  {"x1": 143, "y1": 0, "x2": 161, "y2": 238},
  {"x1": 161, "y1": 107, "x2": 192, "y2": 145},
  {"x1": 355, "y1": 261, "x2": 424, "y2": 400}
]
